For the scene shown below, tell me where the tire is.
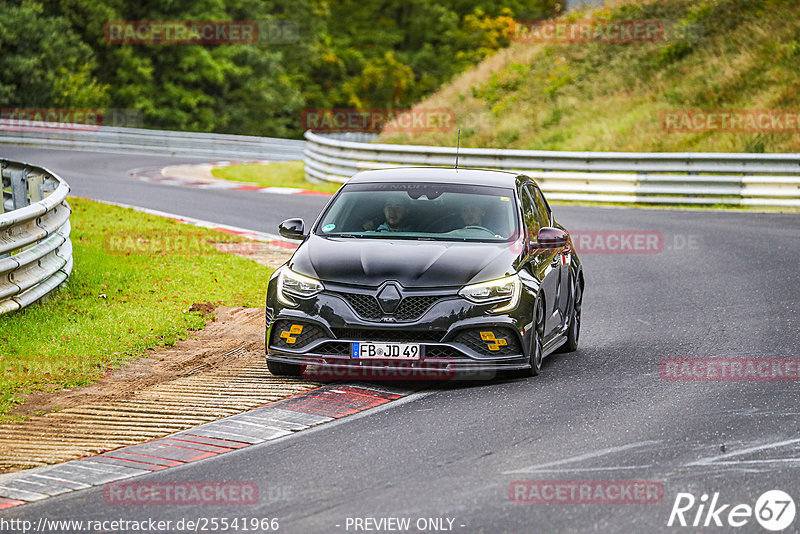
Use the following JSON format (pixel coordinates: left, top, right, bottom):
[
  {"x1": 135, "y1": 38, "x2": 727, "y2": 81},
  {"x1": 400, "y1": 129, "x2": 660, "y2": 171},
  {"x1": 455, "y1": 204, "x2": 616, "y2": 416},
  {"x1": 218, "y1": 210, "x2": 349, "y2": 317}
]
[
  {"x1": 520, "y1": 295, "x2": 545, "y2": 377},
  {"x1": 558, "y1": 274, "x2": 582, "y2": 353},
  {"x1": 267, "y1": 359, "x2": 302, "y2": 377}
]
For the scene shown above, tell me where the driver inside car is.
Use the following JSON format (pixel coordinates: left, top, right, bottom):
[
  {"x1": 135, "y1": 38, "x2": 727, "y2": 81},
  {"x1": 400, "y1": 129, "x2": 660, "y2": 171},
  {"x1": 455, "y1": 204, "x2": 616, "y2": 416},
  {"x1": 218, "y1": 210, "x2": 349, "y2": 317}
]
[
  {"x1": 363, "y1": 196, "x2": 412, "y2": 232},
  {"x1": 459, "y1": 203, "x2": 486, "y2": 227}
]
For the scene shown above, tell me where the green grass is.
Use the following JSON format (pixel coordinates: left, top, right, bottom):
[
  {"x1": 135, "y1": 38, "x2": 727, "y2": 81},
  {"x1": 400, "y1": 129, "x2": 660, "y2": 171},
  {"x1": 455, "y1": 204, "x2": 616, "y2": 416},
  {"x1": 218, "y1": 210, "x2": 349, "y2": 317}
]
[
  {"x1": 377, "y1": 0, "x2": 800, "y2": 153},
  {"x1": 211, "y1": 160, "x2": 341, "y2": 194},
  {"x1": 0, "y1": 198, "x2": 274, "y2": 420}
]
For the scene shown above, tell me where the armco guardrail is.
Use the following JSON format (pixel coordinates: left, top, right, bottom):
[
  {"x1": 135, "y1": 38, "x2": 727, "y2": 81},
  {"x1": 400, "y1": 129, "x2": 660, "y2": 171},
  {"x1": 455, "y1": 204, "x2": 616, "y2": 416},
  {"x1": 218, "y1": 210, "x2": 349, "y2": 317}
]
[
  {"x1": 304, "y1": 131, "x2": 800, "y2": 207},
  {"x1": 0, "y1": 159, "x2": 72, "y2": 315},
  {"x1": 0, "y1": 120, "x2": 305, "y2": 161}
]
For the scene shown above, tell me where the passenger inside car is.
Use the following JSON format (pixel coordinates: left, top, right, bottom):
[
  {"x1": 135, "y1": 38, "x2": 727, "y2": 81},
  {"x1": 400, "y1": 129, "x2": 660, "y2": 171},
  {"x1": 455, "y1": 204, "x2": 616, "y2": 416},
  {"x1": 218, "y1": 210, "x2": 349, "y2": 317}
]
[{"x1": 421, "y1": 198, "x2": 501, "y2": 236}]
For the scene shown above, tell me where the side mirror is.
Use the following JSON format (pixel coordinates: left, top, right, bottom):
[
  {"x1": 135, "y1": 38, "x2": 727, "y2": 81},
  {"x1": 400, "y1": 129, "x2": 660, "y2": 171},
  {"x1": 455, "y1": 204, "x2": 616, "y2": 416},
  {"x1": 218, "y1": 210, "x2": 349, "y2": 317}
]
[
  {"x1": 278, "y1": 218, "x2": 306, "y2": 240},
  {"x1": 530, "y1": 227, "x2": 569, "y2": 249}
]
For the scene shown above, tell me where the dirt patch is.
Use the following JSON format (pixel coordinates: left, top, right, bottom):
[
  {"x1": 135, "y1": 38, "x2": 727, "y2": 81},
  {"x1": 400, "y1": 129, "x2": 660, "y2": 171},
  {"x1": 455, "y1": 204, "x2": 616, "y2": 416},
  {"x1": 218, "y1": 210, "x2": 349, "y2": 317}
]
[
  {"x1": 9, "y1": 307, "x2": 265, "y2": 419},
  {"x1": 188, "y1": 301, "x2": 217, "y2": 317},
  {"x1": 0, "y1": 305, "x2": 320, "y2": 473}
]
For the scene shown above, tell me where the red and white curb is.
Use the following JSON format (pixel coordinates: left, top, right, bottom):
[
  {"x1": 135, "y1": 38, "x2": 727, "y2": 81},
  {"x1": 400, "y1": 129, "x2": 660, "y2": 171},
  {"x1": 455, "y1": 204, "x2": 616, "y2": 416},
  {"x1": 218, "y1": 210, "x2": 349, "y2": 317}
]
[
  {"x1": 97, "y1": 200, "x2": 299, "y2": 251},
  {"x1": 131, "y1": 162, "x2": 334, "y2": 196},
  {"x1": 0, "y1": 383, "x2": 416, "y2": 510}
]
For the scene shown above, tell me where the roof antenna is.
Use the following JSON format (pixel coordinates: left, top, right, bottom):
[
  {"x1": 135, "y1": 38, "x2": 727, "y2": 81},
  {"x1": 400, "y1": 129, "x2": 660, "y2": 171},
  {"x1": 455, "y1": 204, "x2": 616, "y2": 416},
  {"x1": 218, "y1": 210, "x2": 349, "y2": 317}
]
[{"x1": 455, "y1": 129, "x2": 461, "y2": 169}]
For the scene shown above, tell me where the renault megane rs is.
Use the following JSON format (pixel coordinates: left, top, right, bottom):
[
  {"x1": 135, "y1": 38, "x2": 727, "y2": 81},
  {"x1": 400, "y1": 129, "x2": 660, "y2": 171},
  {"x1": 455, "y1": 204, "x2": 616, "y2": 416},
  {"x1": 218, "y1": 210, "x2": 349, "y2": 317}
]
[{"x1": 265, "y1": 167, "x2": 583, "y2": 379}]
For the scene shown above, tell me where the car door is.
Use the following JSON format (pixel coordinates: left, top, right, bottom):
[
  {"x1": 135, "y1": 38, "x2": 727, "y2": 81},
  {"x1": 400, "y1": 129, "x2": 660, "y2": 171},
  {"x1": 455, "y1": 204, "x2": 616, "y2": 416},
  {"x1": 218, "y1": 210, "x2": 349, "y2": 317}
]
[
  {"x1": 530, "y1": 184, "x2": 570, "y2": 331},
  {"x1": 520, "y1": 184, "x2": 560, "y2": 339}
]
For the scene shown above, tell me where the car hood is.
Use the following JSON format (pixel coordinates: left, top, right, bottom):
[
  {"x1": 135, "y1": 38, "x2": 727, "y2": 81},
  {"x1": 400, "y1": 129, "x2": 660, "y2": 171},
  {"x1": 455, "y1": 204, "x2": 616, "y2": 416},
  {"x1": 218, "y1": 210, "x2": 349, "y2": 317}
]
[{"x1": 289, "y1": 235, "x2": 520, "y2": 288}]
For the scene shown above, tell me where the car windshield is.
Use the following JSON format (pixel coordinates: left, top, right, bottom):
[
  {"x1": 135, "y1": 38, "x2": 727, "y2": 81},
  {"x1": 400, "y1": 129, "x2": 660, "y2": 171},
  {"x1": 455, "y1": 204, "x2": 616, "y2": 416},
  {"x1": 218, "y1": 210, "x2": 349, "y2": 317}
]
[{"x1": 314, "y1": 182, "x2": 518, "y2": 242}]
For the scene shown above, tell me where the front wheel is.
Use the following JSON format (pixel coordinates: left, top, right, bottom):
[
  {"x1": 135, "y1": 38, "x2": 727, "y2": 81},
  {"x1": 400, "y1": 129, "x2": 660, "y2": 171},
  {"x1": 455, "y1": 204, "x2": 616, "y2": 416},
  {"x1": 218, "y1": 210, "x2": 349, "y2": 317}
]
[
  {"x1": 558, "y1": 275, "x2": 582, "y2": 353},
  {"x1": 267, "y1": 359, "x2": 302, "y2": 377},
  {"x1": 520, "y1": 296, "x2": 545, "y2": 377}
]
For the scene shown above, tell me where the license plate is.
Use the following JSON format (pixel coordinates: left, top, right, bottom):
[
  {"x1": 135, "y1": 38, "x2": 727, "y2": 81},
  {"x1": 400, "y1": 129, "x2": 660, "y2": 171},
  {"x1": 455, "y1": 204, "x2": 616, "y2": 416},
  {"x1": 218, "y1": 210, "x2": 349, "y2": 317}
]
[{"x1": 351, "y1": 342, "x2": 420, "y2": 360}]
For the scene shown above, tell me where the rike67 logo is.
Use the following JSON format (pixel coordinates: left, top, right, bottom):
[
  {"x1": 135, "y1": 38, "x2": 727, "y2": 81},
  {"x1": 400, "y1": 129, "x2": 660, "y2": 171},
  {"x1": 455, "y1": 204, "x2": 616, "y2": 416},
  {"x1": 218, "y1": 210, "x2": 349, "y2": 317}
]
[{"x1": 668, "y1": 490, "x2": 795, "y2": 531}]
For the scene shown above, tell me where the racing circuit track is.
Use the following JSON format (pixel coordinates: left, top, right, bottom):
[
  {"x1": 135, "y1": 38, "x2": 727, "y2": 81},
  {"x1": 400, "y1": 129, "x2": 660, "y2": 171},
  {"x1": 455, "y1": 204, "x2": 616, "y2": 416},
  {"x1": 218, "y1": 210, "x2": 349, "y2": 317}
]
[{"x1": 1, "y1": 146, "x2": 799, "y2": 533}]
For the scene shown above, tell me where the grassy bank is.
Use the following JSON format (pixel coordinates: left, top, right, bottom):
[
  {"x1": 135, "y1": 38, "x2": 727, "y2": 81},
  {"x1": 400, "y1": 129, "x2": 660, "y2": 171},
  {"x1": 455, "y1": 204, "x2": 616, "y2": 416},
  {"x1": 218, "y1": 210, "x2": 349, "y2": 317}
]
[
  {"x1": 378, "y1": 0, "x2": 800, "y2": 153},
  {"x1": 0, "y1": 198, "x2": 273, "y2": 420},
  {"x1": 211, "y1": 161, "x2": 340, "y2": 194}
]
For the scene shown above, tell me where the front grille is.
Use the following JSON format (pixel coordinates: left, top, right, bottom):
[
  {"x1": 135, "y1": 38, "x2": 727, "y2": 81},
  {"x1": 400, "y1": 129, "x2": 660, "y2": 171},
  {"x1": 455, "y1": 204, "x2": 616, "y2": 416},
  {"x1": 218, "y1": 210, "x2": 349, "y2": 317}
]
[
  {"x1": 452, "y1": 327, "x2": 522, "y2": 356},
  {"x1": 332, "y1": 328, "x2": 444, "y2": 343},
  {"x1": 424, "y1": 346, "x2": 469, "y2": 359},
  {"x1": 394, "y1": 296, "x2": 442, "y2": 320},
  {"x1": 340, "y1": 293, "x2": 383, "y2": 319},
  {"x1": 337, "y1": 292, "x2": 447, "y2": 322},
  {"x1": 315, "y1": 342, "x2": 351, "y2": 356},
  {"x1": 270, "y1": 320, "x2": 327, "y2": 349}
]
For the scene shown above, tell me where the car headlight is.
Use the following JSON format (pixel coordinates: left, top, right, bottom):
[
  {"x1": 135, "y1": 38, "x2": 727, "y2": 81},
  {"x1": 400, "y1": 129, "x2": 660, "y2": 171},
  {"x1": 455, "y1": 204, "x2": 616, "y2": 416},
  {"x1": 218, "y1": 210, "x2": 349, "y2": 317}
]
[
  {"x1": 277, "y1": 267, "x2": 324, "y2": 305},
  {"x1": 458, "y1": 274, "x2": 521, "y2": 313}
]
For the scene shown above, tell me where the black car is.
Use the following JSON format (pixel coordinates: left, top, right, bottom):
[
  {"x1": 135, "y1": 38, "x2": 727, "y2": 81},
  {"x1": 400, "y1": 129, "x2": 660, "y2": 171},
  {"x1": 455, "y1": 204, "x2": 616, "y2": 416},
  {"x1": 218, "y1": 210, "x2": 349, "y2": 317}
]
[{"x1": 265, "y1": 167, "x2": 583, "y2": 380}]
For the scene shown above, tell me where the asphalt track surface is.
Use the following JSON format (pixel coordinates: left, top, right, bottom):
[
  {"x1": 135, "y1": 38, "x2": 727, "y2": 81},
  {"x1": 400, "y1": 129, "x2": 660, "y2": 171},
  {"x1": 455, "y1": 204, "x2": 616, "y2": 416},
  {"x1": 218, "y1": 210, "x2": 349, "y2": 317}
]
[{"x1": 1, "y1": 146, "x2": 799, "y2": 533}]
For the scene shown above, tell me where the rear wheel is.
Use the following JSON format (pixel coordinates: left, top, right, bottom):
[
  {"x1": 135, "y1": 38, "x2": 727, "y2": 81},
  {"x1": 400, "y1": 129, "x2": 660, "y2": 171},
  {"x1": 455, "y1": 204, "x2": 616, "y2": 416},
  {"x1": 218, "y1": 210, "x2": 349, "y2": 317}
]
[
  {"x1": 267, "y1": 359, "x2": 302, "y2": 377},
  {"x1": 520, "y1": 296, "x2": 545, "y2": 377},
  {"x1": 558, "y1": 274, "x2": 582, "y2": 353}
]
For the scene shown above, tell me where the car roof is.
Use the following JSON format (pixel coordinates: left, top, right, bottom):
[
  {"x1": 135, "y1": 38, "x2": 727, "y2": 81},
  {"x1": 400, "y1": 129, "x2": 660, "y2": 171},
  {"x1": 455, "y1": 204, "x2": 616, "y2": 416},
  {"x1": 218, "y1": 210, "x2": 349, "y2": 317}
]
[{"x1": 347, "y1": 167, "x2": 528, "y2": 188}]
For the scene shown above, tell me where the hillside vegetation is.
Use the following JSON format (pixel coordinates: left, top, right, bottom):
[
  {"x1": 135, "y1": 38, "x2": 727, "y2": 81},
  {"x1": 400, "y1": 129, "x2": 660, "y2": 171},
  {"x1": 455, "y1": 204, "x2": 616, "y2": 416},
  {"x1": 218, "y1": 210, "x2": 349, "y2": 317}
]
[
  {"x1": 377, "y1": 0, "x2": 800, "y2": 153},
  {"x1": 0, "y1": 0, "x2": 560, "y2": 137}
]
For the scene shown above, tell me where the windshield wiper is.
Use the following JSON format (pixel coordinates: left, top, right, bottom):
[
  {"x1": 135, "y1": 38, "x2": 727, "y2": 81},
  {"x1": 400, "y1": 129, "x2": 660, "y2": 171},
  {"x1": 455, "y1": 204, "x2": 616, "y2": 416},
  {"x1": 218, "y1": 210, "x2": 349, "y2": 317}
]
[{"x1": 369, "y1": 235, "x2": 474, "y2": 242}]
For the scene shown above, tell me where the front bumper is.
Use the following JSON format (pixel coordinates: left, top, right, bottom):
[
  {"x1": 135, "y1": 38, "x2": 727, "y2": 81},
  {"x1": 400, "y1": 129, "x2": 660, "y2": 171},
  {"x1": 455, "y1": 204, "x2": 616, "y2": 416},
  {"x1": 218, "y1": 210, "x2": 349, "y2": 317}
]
[{"x1": 265, "y1": 280, "x2": 536, "y2": 380}]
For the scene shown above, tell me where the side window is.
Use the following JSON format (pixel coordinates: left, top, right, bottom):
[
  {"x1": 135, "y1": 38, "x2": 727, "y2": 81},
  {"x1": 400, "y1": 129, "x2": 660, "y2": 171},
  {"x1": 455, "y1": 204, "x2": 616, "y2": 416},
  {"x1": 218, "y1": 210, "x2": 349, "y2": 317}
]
[
  {"x1": 527, "y1": 184, "x2": 551, "y2": 227},
  {"x1": 519, "y1": 187, "x2": 541, "y2": 237}
]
